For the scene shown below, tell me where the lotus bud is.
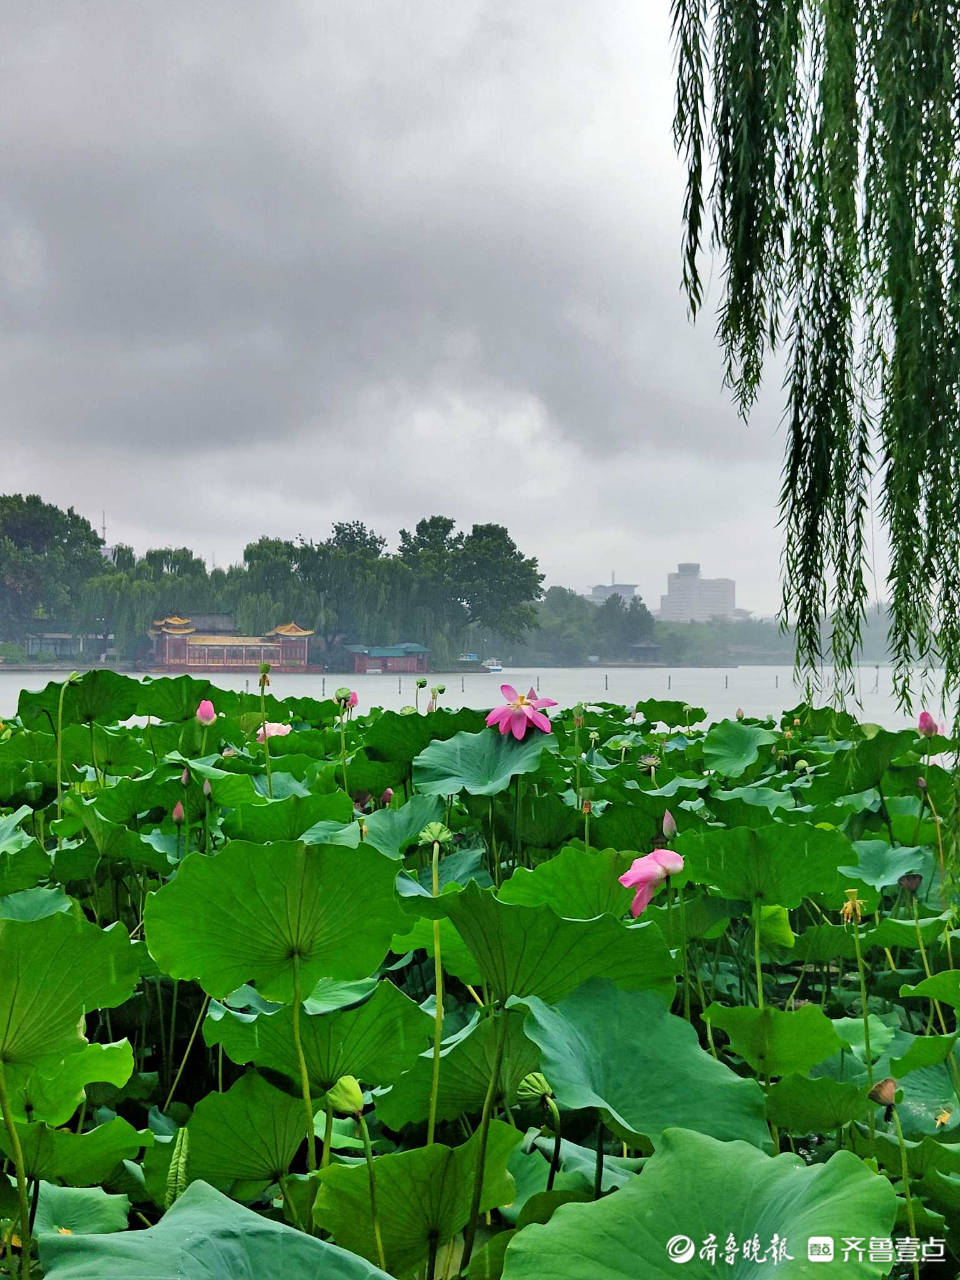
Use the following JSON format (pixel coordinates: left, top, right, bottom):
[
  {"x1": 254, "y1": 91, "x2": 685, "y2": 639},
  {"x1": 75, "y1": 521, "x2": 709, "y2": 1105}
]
[
  {"x1": 426, "y1": 698, "x2": 435, "y2": 713},
  {"x1": 347, "y1": 691, "x2": 358, "y2": 709},
  {"x1": 917, "y1": 776, "x2": 928, "y2": 791},
  {"x1": 380, "y1": 787, "x2": 394, "y2": 806},
  {"x1": 784, "y1": 729, "x2": 793, "y2": 741},
  {"x1": 326, "y1": 1075, "x2": 363, "y2": 1115},
  {"x1": 203, "y1": 779, "x2": 212, "y2": 799},
  {"x1": 172, "y1": 800, "x2": 185, "y2": 825},
  {"x1": 793, "y1": 717, "x2": 801, "y2": 727},
  {"x1": 196, "y1": 699, "x2": 216, "y2": 726},
  {"x1": 181, "y1": 768, "x2": 190, "y2": 786},
  {"x1": 918, "y1": 710, "x2": 937, "y2": 737},
  {"x1": 662, "y1": 810, "x2": 677, "y2": 840},
  {"x1": 735, "y1": 707, "x2": 744, "y2": 720}
]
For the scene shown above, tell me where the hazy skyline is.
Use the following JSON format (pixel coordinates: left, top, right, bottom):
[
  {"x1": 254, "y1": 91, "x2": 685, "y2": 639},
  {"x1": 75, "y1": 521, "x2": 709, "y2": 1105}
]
[{"x1": 2, "y1": 2, "x2": 805, "y2": 614}]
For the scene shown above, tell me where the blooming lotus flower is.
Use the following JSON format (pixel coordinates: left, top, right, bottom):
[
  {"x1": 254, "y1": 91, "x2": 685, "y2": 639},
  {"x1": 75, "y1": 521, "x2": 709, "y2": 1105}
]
[
  {"x1": 618, "y1": 850, "x2": 684, "y2": 917},
  {"x1": 486, "y1": 685, "x2": 558, "y2": 740},
  {"x1": 196, "y1": 699, "x2": 216, "y2": 726},
  {"x1": 257, "y1": 721, "x2": 292, "y2": 742},
  {"x1": 172, "y1": 800, "x2": 185, "y2": 825},
  {"x1": 918, "y1": 711, "x2": 945, "y2": 738},
  {"x1": 662, "y1": 810, "x2": 677, "y2": 840}
]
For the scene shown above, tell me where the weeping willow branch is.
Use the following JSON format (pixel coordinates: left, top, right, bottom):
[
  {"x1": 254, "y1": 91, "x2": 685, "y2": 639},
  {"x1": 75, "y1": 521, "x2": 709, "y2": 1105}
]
[{"x1": 672, "y1": 0, "x2": 960, "y2": 708}]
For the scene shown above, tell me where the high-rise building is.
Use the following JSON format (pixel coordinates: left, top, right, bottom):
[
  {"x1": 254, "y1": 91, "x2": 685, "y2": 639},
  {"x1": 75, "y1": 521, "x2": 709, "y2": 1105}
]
[
  {"x1": 584, "y1": 573, "x2": 637, "y2": 606},
  {"x1": 658, "y1": 563, "x2": 736, "y2": 622}
]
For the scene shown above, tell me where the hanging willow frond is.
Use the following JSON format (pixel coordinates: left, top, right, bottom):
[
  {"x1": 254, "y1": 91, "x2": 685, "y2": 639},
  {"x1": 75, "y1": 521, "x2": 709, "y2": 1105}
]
[{"x1": 672, "y1": 0, "x2": 960, "y2": 707}]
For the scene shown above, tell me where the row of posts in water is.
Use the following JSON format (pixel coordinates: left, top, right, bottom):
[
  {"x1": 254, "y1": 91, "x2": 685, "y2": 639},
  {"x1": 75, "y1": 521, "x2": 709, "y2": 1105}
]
[{"x1": 242, "y1": 672, "x2": 800, "y2": 695}]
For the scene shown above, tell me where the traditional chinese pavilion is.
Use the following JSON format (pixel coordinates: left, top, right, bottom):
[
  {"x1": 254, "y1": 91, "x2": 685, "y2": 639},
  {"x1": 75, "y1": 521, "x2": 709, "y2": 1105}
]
[
  {"x1": 344, "y1": 642, "x2": 429, "y2": 674},
  {"x1": 150, "y1": 617, "x2": 316, "y2": 671}
]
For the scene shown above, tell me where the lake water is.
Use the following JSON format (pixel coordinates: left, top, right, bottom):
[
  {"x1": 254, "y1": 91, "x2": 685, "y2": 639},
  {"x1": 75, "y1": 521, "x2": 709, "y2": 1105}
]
[{"x1": 0, "y1": 664, "x2": 945, "y2": 729}]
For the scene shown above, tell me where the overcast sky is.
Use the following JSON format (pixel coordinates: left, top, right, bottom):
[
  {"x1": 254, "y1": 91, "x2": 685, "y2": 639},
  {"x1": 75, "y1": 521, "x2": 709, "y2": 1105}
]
[{"x1": 0, "y1": 1, "x2": 797, "y2": 615}]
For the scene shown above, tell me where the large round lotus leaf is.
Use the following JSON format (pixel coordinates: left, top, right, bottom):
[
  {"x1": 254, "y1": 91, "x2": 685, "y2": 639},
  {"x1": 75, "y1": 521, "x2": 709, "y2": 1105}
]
[
  {"x1": 0, "y1": 1117, "x2": 143, "y2": 1185},
  {"x1": 677, "y1": 824, "x2": 852, "y2": 906},
  {"x1": 144, "y1": 840, "x2": 404, "y2": 1001},
  {"x1": 702, "y1": 721, "x2": 778, "y2": 776},
  {"x1": 187, "y1": 1071, "x2": 306, "y2": 1190},
  {"x1": 502, "y1": 1128, "x2": 896, "y2": 1280},
  {"x1": 513, "y1": 981, "x2": 769, "y2": 1150},
  {"x1": 705, "y1": 1003, "x2": 843, "y2": 1077},
  {"x1": 34, "y1": 1183, "x2": 130, "y2": 1236},
  {"x1": 377, "y1": 1009, "x2": 539, "y2": 1129},
  {"x1": 498, "y1": 848, "x2": 634, "y2": 918},
  {"x1": 412, "y1": 882, "x2": 676, "y2": 1004},
  {"x1": 0, "y1": 886, "x2": 72, "y2": 921},
  {"x1": 314, "y1": 1120, "x2": 521, "y2": 1275},
  {"x1": 7, "y1": 1040, "x2": 134, "y2": 1125},
  {"x1": 38, "y1": 1180, "x2": 390, "y2": 1279},
  {"x1": 204, "y1": 980, "x2": 431, "y2": 1093},
  {"x1": 363, "y1": 708, "x2": 487, "y2": 765},
  {"x1": 0, "y1": 840, "x2": 52, "y2": 896},
  {"x1": 361, "y1": 794, "x2": 445, "y2": 859},
  {"x1": 413, "y1": 729, "x2": 555, "y2": 797},
  {"x1": 839, "y1": 839, "x2": 933, "y2": 890},
  {"x1": 18, "y1": 672, "x2": 140, "y2": 731},
  {"x1": 765, "y1": 1076, "x2": 870, "y2": 1135},
  {"x1": 0, "y1": 913, "x2": 138, "y2": 1066},
  {"x1": 221, "y1": 792, "x2": 353, "y2": 842}
]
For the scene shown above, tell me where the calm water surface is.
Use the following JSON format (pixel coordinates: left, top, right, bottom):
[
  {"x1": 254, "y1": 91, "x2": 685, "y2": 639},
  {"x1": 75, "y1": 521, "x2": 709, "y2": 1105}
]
[{"x1": 0, "y1": 665, "x2": 944, "y2": 729}]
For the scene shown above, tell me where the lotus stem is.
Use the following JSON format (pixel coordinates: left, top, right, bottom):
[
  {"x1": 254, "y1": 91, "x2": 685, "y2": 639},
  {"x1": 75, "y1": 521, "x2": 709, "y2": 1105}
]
[
  {"x1": 752, "y1": 899, "x2": 765, "y2": 1010},
  {"x1": 427, "y1": 838, "x2": 444, "y2": 1146},
  {"x1": 0, "y1": 1060, "x2": 31, "y2": 1280},
  {"x1": 460, "y1": 1008, "x2": 509, "y2": 1269},
  {"x1": 292, "y1": 957, "x2": 317, "y2": 1171},
  {"x1": 891, "y1": 1107, "x2": 920, "y2": 1280},
  {"x1": 321, "y1": 1096, "x2": 334, "y2": 1168},
  {"x1": 357, "y1": 1111, "x2": 386, "y2": 1271},
  {"x1": 162, "y1": 994, "x2": 210, "y2": 1113},
  {"x1": 593, "y1": 1114, "x2": 605, "y2": 1200},
  {"x1": 339, "y1": 713, "x2": 348, "y2": 796},
  {"x1": 260, "y1": 685, "x2": 273, "y2": 798},
  {"x1": 545, "y1": 1095, "x2": 562, "y2": 1192}
]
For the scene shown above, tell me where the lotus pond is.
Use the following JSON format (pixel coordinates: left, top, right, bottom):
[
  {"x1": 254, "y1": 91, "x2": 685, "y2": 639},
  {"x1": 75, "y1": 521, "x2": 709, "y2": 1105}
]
[{"x1": 1, "y1": 670, "x2": 959, "y2": 1279}]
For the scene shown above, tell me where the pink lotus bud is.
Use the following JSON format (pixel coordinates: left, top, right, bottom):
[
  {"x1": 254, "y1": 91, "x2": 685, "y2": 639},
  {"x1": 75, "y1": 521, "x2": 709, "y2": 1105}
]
[
  {"x1": 181, "y1": 768, "x2": 190, "y2": 786},
  {"x1": 918, "y1": 711, "x2": 938, "y2": 738},
  {"x1": 196, "y1": 699, "x2": 216, "y2": 726},
  {"x1": 735, "y1": 708, "x2": 744, "y2": 720},
  {"x1": 203, "y1": 779, "x2": 212, "y2": 799},
  {"x1": 347, "y1": 691, "x2": 358, "y2": 709},
  {"x1": 172, "y1": 800, "x2": 185, "y2": 825},
  {"x1": 380, "y1": 788, "x2": 394, "y2": 806},
  {"x1": 426, "y1": 698, "x2": 436, "y2": 713},
  {"x1": 662, "y1": 810, "x2": 677, "y2": 839}
]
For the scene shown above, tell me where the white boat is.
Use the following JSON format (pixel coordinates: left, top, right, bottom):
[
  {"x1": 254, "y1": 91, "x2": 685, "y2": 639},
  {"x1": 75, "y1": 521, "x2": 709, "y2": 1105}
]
[{"x1": 481, "y1": 658, "x2": 503, "y2": 673}]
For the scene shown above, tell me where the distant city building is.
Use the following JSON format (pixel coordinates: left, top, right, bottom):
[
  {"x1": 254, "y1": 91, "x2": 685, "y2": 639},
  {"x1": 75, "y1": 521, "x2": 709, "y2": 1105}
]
[
  {"x1": 585, "y1": 575, "x2": 638, "y2": 606},
  {"x1": 658, "y1": 563, "x2": 736, "y2": 622}
]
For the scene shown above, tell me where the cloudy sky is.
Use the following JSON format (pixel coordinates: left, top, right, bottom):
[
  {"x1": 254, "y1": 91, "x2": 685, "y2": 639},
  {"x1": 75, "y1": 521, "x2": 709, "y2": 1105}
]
[{"x1": 0, "y1": 1, "x2": 793, "y2": 615}]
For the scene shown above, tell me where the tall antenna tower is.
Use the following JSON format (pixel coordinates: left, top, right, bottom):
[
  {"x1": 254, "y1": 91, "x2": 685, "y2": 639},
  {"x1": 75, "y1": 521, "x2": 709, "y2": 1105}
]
[{"x1": 101, "y1": 511, "x2": 107, "y2": 542}]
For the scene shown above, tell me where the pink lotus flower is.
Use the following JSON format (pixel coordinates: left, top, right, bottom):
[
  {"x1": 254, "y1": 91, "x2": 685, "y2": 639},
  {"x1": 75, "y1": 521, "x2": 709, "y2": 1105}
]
[
  {"x1": 918, "y1": 711, "x2": 945, "y2": 738},
  {"x1": 347, "y1": 691, "x2": 358, "y2": 710},
  {"x1": 196, "y1": 699, "x2": 216, "y2": 726},
  {"x1": 172, "y1": 800, "x2": 185, "y2": 825},
  {"x1": 257, "y1": 721, "x2": 292, "y2": 742},
  {"x1": 486, "y1": 685, "x2": 558, "y2": 740},
  {"x1": 662, "y1": 810, "x2": 677, "y2": 840},
  {"x1": 619, "y1": 849, "x2": 684, "y2": 917}
]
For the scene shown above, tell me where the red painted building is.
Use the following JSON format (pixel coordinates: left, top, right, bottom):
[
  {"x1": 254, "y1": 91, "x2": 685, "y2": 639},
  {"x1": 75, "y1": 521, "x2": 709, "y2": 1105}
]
[
  {"x1": 345, "y1": 643, "x2": 430, "y2": 674},
  {"x1": 150, "y1": 617, "x2": 316, "y2": 671}
]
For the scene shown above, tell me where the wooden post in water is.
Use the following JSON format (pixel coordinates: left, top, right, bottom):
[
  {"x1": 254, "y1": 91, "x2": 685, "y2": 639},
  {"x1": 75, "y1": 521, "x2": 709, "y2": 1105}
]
[
  {"x1": 322, "y1": 677, "x2": 326, "y2": 696},
  {"x1": 605, "y1": 674, "x2": 609, "y2": 691}
]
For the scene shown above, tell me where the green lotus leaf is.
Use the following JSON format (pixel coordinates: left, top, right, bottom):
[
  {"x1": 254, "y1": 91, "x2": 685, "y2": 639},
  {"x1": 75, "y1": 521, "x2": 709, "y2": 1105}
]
[
  {"x1": 765, "y1": 1075, "x2": 870, "y2": 1134},
  {"x1": 702, "y1": 721, "x2": 778, "y2": 777},
  {"x1": 34, "y1": 1183, "x2": 130, "y2": 1235},
  {"x1": 900, "y1": 971, "x2": 960, "y2": 1006},
  {"x1": 144, "y1": 840, "x2": 404, "y2": 1001},
  {"x1": 221, "y1": 792, "x2": 353, "y2": 842},
  {"x1": 498, "y1": 847, "x2": 634, "y2": 918},
  {"x1": 19, "y1": 672, "x2": 139, "y2": 732},
  {"x1": 376, "y1": 1009, "x2": 539, "y2": 1129},
  {"x1": 1, "y1": 1117, "x2": 144, "y2": 1184},
  {"x1": 839, "y1": 839, "x2": 933, "y2": 890},
  {"x1": 7, "y1": 1040, "x2": 134, "y2": 1125},
  {"x1": 705, "y1": 1003, "x2": 843, "y2": 1077},
  {"x1": 363, "y1": 708, "x2": 487, "y2": 764},
  {"x1": 391, "y1": 915, "x2": 484, "y2": 986},
  {"x1": 0, "y1": 913, "x2": 138, "y2": 1066},
  {"x1": 502, "y1": 1127, "x2": 896, "y2": 1280},
  {"x1": 633, "y1": 699, "x2": 706, "y2": 727},
  {"x1": 38, "y1": 1179, "x2": 390, "y2": 1278},
  {"x1": 677, "y1": 824, "x2": 851, "y2": 907},
  {"x1": 413, "y1": 730, "x2": 555, "y2": 797},
  {"x1": 412, "y1": 882, "x2": 676, "y2": 1003},
  {"x1": 0, "y1": 840, "x2": 51, "y2": 896},
  {"x1": 204, "y1": 980, "x2": 431, "y2": 1094},
  {"x1": 314, "y1": 1121, "x2": 521, "y2": 1275},
  {"x1": 186, "y1": 1071, "x2": 306, "y2": 1190},
  {"x1": 0, "y1": 886, "x2": 72, "y2": 920},
  {"x1": 362, "y1": 794, "x2": 445, "y2": 859},
  {"x1": 514, "y1": 981, "x2": 769, "y2": 1149}
]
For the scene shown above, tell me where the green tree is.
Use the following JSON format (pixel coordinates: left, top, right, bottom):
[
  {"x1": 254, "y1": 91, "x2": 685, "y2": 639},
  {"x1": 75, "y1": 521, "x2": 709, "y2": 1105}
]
[
  {"x1": 671, "y1": 1, "x2": 960, "y2": 702},
  {"x1": 0, "y1": 494, "x2": 104, "y2": 640},
  {"x1": 456, "y1": 524, "x2": 544, "y2": 639}
]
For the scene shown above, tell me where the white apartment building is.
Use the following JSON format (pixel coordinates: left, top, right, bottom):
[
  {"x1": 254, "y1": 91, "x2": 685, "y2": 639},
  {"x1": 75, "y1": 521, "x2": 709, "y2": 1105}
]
[{"x1": 658, "y1": 562, "x2": 736, "y2": 622}]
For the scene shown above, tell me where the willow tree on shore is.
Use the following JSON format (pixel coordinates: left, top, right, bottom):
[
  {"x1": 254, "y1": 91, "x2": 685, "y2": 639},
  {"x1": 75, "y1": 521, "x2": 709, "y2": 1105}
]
[{"x1": 671, "y1": 1, "x2": 960, "y2": 706}]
